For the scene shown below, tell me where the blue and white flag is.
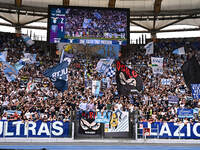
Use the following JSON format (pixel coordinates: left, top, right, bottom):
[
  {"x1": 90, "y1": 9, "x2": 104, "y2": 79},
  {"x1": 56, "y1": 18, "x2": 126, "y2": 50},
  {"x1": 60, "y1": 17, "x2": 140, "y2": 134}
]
[
  {"x1": 0, "y1": 51, "x2": 7, "y2": 62},
  {"x1": 173, "y1": 47, "x2": 185, "y2": 55},
  {"x1": 145, "y1": 42, "x2": 153, "y2": 55},
  {"x1": 96, "y1": 59, "x2": 114, "y2": 75},
  {"x1": 191, "y1": 84, "x2": 200, "y2": 100},
  {"x1": 93, "y1": 12, "x2": 102, "y2": 19},
  {"x1": 92, "y1": 80, "x2": 101, "y2": 96},
  {"x1": 60, "y1": 49, "x2": 73, "y2": 64},
  {"x1": 23, "y1": 53, "x2": 37, "y2": 64},
  {"x1": 106, "y1": 66, "x2": 116, "y2": 78},
  {"x1": 21, "y1": 35, "x2": 34, "y2": 47},
  {"x1": 3, "y1": 62, "x2": 18, "y2": 82}
]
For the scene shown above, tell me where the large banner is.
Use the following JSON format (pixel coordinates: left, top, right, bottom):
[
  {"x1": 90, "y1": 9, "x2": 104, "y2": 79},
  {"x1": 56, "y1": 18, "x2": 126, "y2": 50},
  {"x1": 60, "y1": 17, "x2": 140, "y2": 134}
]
[
  {"x1": 104, "y1": 111, "x2": 129, "y2": 133},
  {"x1": 191, "y1": 84, "x2": 200, "y2": 100},
  {"x1": 151, "y1": 57, "x2": 164, "y2": 74},
  {"x1": 78, "y1": 111, "x2": 101, "y2": 135},
  {"x1": 0, "y1": 120, "x2": 70, "y2": 137},
  {"x1": 139, "y1": 122, "x2": 200, "y2": 139},
  {"x1": 57, "y1": 43, "x2": 120, "y2": 59},
  {"x1": 116, "y1": 60, "x2": 143, "y2": 95}
]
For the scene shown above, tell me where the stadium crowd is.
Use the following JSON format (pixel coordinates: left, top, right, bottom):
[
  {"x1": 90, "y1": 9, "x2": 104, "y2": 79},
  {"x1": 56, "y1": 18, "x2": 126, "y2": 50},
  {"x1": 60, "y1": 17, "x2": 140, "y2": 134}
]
[
  {"x1": 64, "y1": 8, "x2": 126, "y2": 39},
  {"x1": 0, "y1": 32, "x2": 200, "y2": 124}
]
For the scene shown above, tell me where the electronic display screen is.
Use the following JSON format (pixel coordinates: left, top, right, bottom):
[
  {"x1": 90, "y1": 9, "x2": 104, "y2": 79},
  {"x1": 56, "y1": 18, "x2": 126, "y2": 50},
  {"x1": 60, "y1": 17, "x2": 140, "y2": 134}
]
[{"x1": 48, "y1": 5, "x2": 130, "y2": 45}]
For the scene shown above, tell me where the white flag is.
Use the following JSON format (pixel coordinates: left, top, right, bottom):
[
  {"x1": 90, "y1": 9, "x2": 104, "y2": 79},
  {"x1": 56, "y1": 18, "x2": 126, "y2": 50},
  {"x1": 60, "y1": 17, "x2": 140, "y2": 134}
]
[{"x1": 145, "y1": 42, "x2": 154, "y2": 55}]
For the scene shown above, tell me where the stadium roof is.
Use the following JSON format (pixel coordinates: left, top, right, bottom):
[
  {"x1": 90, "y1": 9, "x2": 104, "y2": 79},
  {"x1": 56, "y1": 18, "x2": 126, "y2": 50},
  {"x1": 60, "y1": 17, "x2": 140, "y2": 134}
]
[{"x1": 0, "y1": 0, "x2": 200, "y2": 34}]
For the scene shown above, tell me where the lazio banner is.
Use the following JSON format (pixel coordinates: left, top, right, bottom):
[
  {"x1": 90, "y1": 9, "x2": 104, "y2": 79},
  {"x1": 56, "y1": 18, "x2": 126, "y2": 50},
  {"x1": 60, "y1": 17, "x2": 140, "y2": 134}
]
[
  {"x1": 139, "y1": 122, "x2": 200, "y2": 139},
  {"x1": 0, "y1": 120, "x2": 70, "y2": 137}
]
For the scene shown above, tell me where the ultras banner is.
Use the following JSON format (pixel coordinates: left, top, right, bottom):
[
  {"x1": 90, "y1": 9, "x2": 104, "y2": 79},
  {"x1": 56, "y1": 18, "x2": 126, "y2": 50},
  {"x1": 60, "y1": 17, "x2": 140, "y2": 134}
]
[
  {"x1": 0, "y1": 120, "x2": 70, "y2": 137},
  {"x1": 116, "y1": 60, "x2": 143, "y2": 95}
]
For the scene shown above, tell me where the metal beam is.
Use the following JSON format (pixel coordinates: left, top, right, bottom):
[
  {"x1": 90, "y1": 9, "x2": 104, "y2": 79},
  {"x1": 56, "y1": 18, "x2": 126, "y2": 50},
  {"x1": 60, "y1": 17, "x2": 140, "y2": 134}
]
[
  {"x1": 63, "y1": 0, "x2": 70, "y2": 6},
  {"x1": 108, "y1": 0, "x2": 116, "y2": 8},
  {"x1": 21, "y1": 17, "x2": 47, "y2": 26},
  {"x1": 0, "y1": 9, "x2": 47, "y2": 17},
  {"x1": 130, "y1": 21, "x2": 150, "y2": 31},
  {"x1": 130, "y1": 15, "x2": 200, "y2": 21},
  {"x1": 153, "y1": 0, "x2": 162, "y2": 30},
  {"x1": 130, "y1": 27, "x2": 200, "y2": 33},
  {"x1": 0, "y1": 15, "x2": 14, "y2": 24},
  {"x1": 157, "y1": 13, "x2": 199, "y2": 31}
]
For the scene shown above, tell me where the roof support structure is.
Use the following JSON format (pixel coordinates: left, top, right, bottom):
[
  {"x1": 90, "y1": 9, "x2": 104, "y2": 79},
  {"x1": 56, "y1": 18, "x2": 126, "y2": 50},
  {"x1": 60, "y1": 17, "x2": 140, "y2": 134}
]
[
  {"x1": 63, "y1": 0, "x2": 70, "y2": 6},
  {"x1": 21, "y1": 16, "x2": 47, "y2": 26},
  {"x1": 153, "y1": 0, "x2": 162, "y2": 30},
  {"x1": 0, "y1": 15, "x2": 14, "y2": 24},
  {"x1": 130, "y1": 21, "x2": 150, "y2": 31},
  {"x1": 130, "y1": 27, "x2": 200, "y2": 33},
  {"x1": 15, "y1": 0, "x2": 22, "y2": 31},
  {"x1": 108, "y1": 0, "x2": 116, "y2": 8},
  {"x1": 157, "y1": 13, "x2": 200, "y2": 31}
]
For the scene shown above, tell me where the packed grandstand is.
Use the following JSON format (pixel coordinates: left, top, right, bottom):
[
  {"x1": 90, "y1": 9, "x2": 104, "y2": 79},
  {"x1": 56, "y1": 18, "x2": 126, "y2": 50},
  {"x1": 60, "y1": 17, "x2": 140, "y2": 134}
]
[{"x1": 0, "y1": 31, "x2": 199, "y2": 126}]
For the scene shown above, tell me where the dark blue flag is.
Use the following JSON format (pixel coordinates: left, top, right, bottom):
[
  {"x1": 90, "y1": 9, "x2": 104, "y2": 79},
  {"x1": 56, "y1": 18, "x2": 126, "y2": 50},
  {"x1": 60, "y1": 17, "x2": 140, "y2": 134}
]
[
  {"x1": 54, "y1": 79, "x2": 68, "y2": 92},
  {"x1": 44, "y1": 62, "x2": 68, "y2": 92},
  {"x1": 43, "y1": 61, "x2": 68, "y2": 81}
]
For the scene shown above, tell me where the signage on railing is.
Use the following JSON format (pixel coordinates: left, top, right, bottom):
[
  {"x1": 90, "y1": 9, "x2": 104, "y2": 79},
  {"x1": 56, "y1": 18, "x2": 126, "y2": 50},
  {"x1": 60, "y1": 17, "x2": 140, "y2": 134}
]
[
  {"x1": 139, "y1": 122, "x2": 200, "y2": 139},
  {"x1": 0, "y1": 120, "x2": 70, "y2": 137}
]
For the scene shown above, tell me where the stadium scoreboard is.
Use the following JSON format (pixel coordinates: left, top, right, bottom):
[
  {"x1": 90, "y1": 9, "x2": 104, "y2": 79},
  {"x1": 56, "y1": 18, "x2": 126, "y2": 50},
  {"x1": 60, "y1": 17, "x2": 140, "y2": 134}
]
[{"x1": 48, "y1": 5, "x2": 130, "y2": 45}]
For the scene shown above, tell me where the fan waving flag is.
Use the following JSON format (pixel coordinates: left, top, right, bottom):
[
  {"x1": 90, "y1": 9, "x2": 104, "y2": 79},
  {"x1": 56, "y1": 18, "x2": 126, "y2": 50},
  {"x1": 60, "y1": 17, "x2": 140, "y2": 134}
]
[
  {"x1": 43, "y1": 61, "x2": 68, "y2": 92},
  {"x1": 116, "y1": 60, "x2": 143, "y2": 95}
]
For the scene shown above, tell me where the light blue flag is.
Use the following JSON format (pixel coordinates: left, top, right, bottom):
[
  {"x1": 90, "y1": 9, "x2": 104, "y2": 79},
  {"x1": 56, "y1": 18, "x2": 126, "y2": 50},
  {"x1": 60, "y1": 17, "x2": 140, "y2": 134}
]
[
  {"x1": 21, "y1": 35, "x2": 35, "y2": 47},
  {"x1": 92, "y1": 80, "x2": 101, "y2": 96},
  {"x1": 15, "y1": 59, "x2": 26, "y2": 71},
  {"x1": 0, "y1": 51, "x2": 7, "y2": 62},
  {"x1": 172, "y1": 47, "x2": 185, "y2": 55},
  {"x1": 3, "y1": 62, "x2": 18, "y2": 82}
]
